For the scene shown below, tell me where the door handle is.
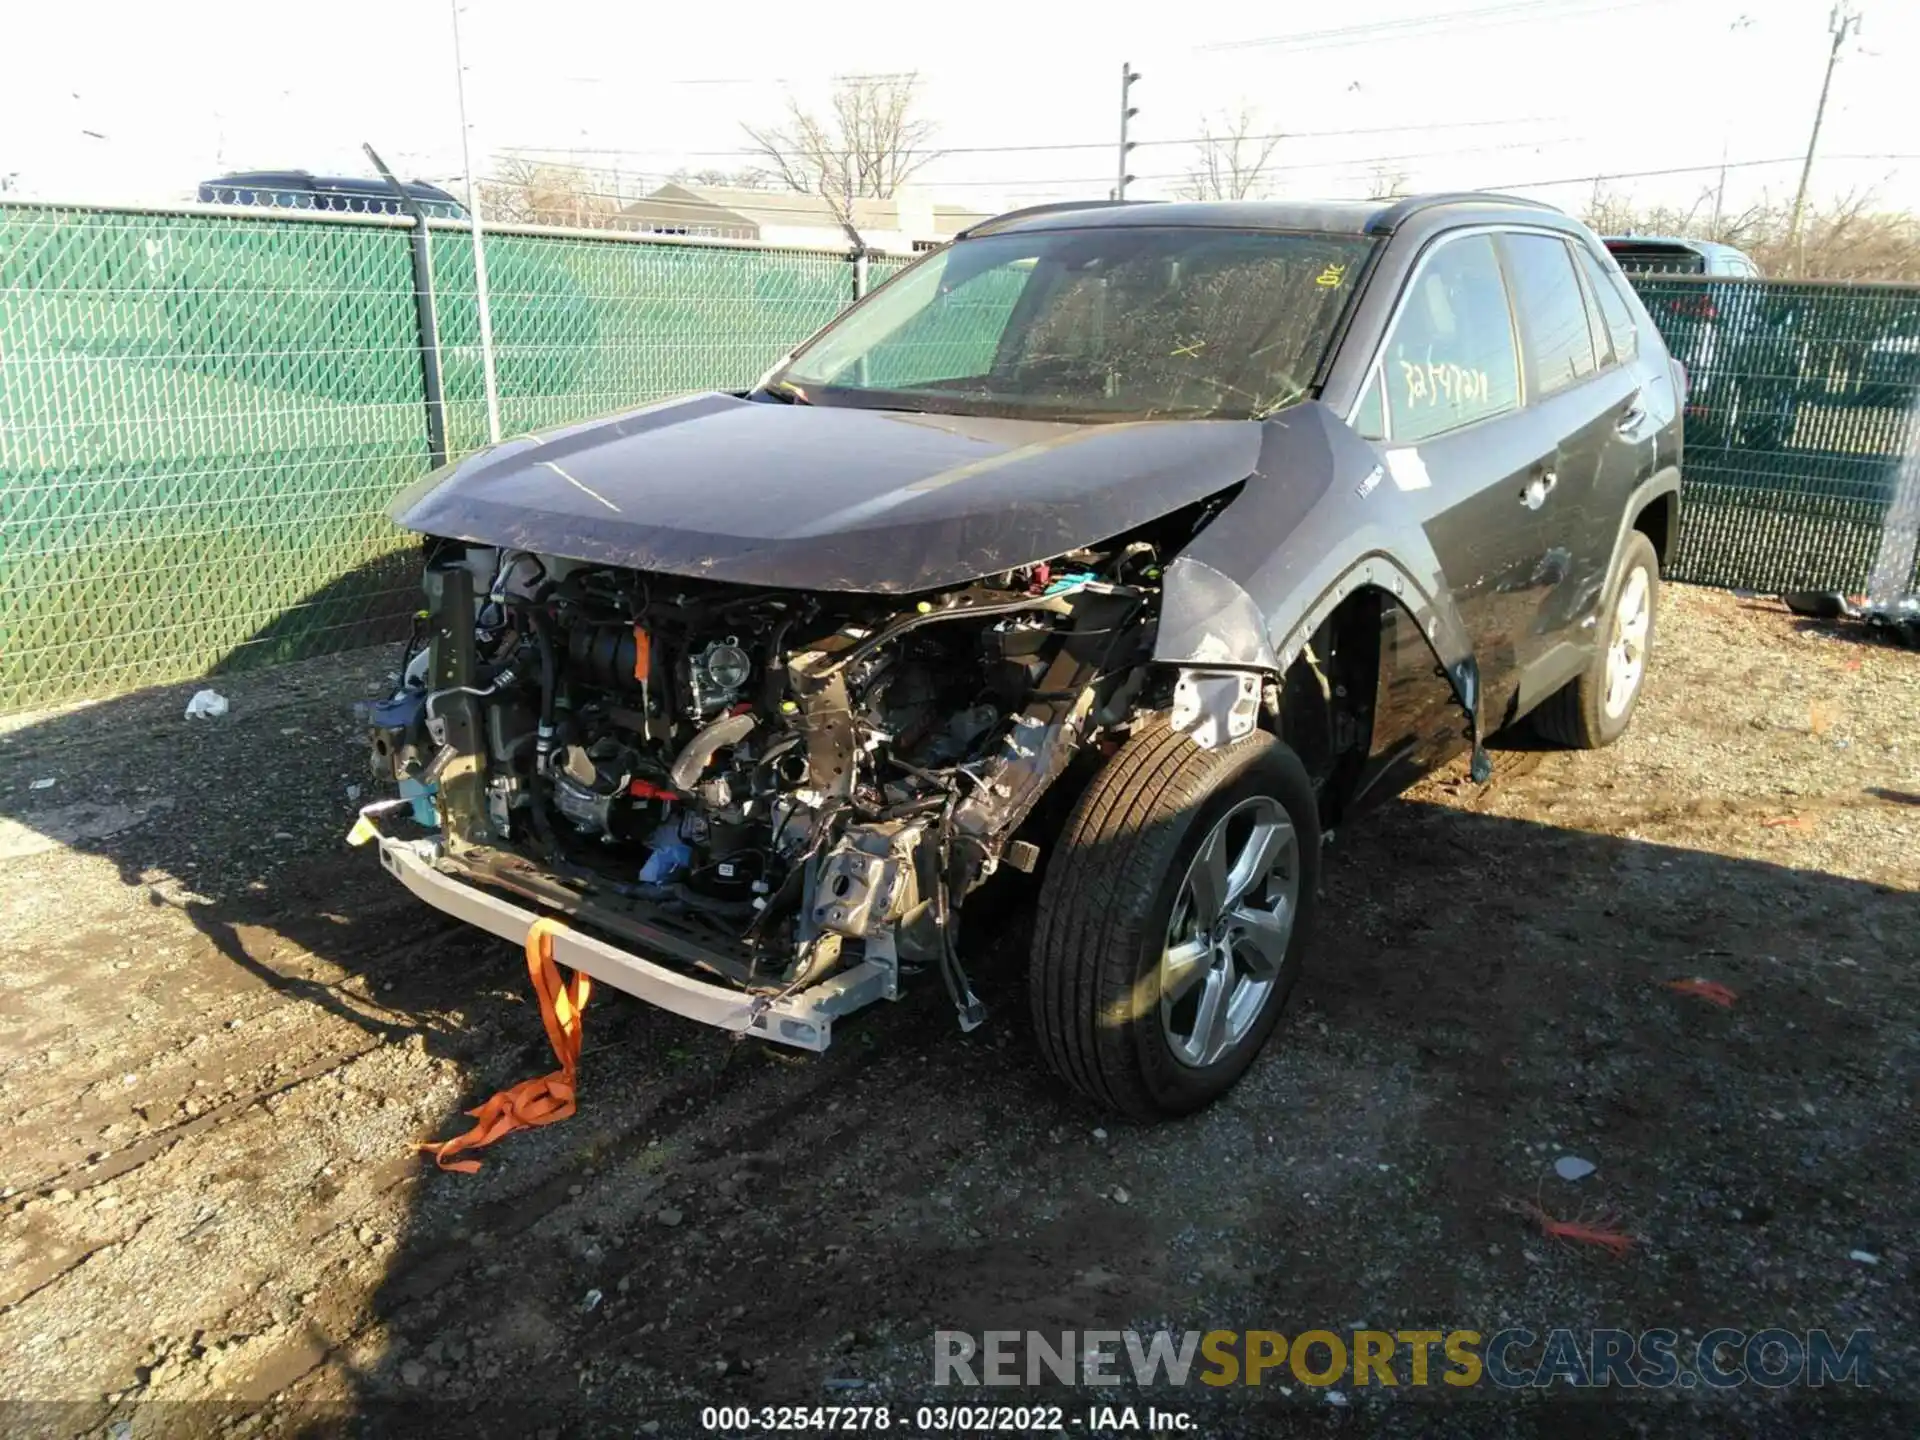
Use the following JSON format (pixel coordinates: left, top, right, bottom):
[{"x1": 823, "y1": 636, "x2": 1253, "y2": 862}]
[
  {"x1": 1617, "y1": 397, "x2": 1648, "y2": 432},
  {"x1": 1521, "y1": 470, "x2": 1557, "y2": 510}
]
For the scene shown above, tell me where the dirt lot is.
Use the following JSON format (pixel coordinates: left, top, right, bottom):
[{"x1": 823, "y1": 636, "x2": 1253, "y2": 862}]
[{"x1": 1, "y1": 585, "x2": 1915, "y2": 1438}]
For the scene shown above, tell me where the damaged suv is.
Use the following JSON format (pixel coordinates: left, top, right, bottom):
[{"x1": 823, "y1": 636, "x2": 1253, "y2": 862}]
[{"x1": 360, "y1": 193, "x2": 1682, "y2": 1118}]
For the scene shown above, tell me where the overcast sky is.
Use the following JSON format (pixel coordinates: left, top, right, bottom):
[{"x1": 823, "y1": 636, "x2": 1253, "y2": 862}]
[{"x1": 7, "y1": 0, "x2": 1916, "y2": 219}]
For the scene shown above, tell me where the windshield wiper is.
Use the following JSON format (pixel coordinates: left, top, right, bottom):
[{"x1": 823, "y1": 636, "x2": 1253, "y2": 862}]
[{"x1": 756, "y1": 379, "x2": 812, "y2": 405}]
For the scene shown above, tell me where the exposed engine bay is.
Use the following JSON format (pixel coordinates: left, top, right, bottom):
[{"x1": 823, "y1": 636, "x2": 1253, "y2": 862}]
[{"x1": 365, "y1": 507, "x2": 1230, "y2": 1032}]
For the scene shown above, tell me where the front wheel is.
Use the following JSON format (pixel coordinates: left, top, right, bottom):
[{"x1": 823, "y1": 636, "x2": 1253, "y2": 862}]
[{"x1": 1029, "y1": 722, "x2": 1321, "y2": 1120}]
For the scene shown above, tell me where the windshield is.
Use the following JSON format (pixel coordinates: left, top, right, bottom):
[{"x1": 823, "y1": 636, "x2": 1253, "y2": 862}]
[{"x1": 772, "y1": 226, "x2": 1374, "y2": 422}]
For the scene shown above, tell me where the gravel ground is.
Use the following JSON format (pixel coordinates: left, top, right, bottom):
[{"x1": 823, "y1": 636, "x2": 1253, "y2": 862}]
[{"x1": 1, "y1": 585, "x2": 1915, "y2": 1438}]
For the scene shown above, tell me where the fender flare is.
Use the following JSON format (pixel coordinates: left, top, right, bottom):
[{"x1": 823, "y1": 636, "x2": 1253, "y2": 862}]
[
  {"x1": 1604, "y1": 465, "x2": 1683, "y2": 595},
  {"x1": 1154, "y1": 540, "x2": 1484, "y2": 745}
]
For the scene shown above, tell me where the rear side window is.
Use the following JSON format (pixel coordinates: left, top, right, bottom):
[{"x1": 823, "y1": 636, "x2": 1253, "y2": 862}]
[
  {"x1": 1576, "y1": 247, "x2": 1638, "y2": 363},
  {"x1": 1503, "y1": 233, "x2": 1598, "y2": 398},
  {"x1": 1380, "y1": 233, "x2": 1520, "y2": 443}
]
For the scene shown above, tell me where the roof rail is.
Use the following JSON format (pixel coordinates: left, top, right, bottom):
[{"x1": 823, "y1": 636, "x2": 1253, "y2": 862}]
[
  {"x1": 957, "y1": 199, "x2": 1138, "y2": 240},
  {"x1": 1366, "y1": 191, "x2": 1563, "y2": 235}
]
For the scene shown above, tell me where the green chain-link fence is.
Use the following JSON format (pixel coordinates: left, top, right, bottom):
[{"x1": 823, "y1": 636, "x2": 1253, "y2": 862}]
[
  {"x1": 426, "y1": 227, "x2": 861, "y2": 449},
  {"x1": 0, "y1": 203, "x2": 890, "y2": 712},
  {"x1": 5, "y1": 202, "x2": 1918, "y2": 714},
  {"x1": 1630, "y1": 274, "x2": 1920, "y2": 596},
  {"x1": 0, "y1": 203, "x2": 430, "y2": 712}
]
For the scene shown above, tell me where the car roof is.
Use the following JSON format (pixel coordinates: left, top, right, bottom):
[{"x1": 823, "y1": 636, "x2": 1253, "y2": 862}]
[
  {"x1": 1602, "y1": 235, "x2": 1752, "y2": 260},
  {"x1": 200, "y1": 170, "x2": 462, "y2": 205},
  {"x1": 960, "y1": 192, "x2": 1568, "y2": 241}
]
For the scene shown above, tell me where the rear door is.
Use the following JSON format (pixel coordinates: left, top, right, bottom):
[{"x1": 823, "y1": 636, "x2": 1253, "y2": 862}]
[
  {"x1": 1574, "y1": 240, "x2": 1667, "y2": 559},
  {"x1": 1497, "y1": 231, "x2": 1643, "y2": 709},
  {"x1": 1350, "y1": 230, "x2": 1552, "y2": 730}
]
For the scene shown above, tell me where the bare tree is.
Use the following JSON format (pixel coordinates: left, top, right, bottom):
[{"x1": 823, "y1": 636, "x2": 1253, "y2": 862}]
[
  {"x1": 1581, "y1": 185, "x2": 1920, "y2": 281},
  {"x1": 480, "y1": 158, "x2": 619, "y2": 228},
  {"x1": 668, "y1": 166, "x2": 775, "y2": 191},
  {"x1": 743, "y1": 75, "x2": 940, "y2": 226},
  {"x1": 1178, "y1": 108, "x2": 1282, "y2": 202},
  {"x1": 1364, "y1": 165, "x2": 1411, "y2": 201}
]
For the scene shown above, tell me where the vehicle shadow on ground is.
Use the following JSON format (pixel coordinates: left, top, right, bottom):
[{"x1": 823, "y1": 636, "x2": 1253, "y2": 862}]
[
  {"x1": 0, "y1": 559, "x2": 489, "y2": 1146},
  {"x1": 324, "y1": 791, "x2": 1915, "y2": 1434}
]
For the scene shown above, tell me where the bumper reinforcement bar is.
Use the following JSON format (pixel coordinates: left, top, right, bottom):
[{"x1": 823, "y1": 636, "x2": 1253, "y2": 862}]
[{"x1": 376, "y1": 836, "x2": 892, "y2": 1052}]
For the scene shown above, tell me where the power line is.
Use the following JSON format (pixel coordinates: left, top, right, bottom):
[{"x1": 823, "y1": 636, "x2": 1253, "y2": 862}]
[
  {"x1": 1198, "y1": 0, "x2": 1661, "y2": 51},
  {"x1": 485, "y1": 151, "x2": 1920, "y2": 221},
  {"x1": 483, "y1": 137, "x2": 1571, "y2": 210},
  {"x1": 545, "y1": 0, "x2": 1656, "y2": 87},
  {"x1": 493, "y1": 137, "x2": 1574, "y2": 196},
  {"x1": 497, "y1": 115, "x2": 1562, "y2": 162},
  {"x1": 1484, "y1": 151, "x2": 1917, "y2": 191}
]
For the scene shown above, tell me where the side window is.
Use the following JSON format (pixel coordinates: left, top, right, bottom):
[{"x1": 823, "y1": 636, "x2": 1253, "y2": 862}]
[
  {"x1": 1576, "y1": 246, "x2": 1638, "y2": 363},
  {"x1": 1502, "y1": 233, "x2": 1599, "y2": 397},
  {"x1": 1572, "y1": 263, "x2": 1615, "y2": 369},
  {"x1": 1381, "y1": 233, "x2": 1520, "y2": 443}
]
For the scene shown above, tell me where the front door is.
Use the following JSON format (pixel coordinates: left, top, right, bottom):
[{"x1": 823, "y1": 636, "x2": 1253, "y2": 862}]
[{"x1": 1356, "y1": 229, "x2": 1546, "y2": 730}]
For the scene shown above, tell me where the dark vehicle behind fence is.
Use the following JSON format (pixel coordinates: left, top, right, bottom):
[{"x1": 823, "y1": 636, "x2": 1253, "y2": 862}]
[
  {"x1": 196, "y1": 170, "x2": 468, "y2": 218},
  {"x1": 164, "y1": 170, "x2": 594, "y2": 409},
  {"x1": 356, "y1": 193, "x2": 1683, "y2": 1119},
  {"x1": 1603, "y1": 236, "x2": 1793, "y2": 450}
]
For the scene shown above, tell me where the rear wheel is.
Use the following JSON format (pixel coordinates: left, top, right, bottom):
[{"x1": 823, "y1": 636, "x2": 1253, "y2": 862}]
[
  {"x1": 1029, "y1": 722, "x2": 1321, "y2": 1120},
  {"x1": 1531, "y1": 531, "x2": 1659, "y2": 749}
]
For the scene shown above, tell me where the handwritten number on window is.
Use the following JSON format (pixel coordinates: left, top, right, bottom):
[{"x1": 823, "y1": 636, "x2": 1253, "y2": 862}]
[{"x1": 1398, "y1": 359, "x2": 1490, "y2": 411}]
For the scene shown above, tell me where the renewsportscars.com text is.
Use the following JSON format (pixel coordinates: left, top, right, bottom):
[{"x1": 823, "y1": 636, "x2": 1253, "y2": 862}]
[{"x1": 933, "y1": 1327, "x2": 1873, "y2": 1390}]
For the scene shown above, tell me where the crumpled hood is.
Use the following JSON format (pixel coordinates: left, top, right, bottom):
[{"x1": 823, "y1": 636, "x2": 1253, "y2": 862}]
[{"x1": 389, "y1": 391, "x2": 1265, "y2": 593}]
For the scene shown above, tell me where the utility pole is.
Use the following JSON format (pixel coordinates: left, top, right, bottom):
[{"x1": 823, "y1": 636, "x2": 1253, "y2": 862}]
[
  {"x1": 1710, "y1": 140, "x2": 1728, "y2": 237},
  {"x1": 450, "y1": 0, "x2": 501, "y2": 445},
  {"x1": 1787, "y1": 2, "x2": 1862, "y2": 267},
  {"x1": 1114, "y1": 63, "x2": 1141, "y2": 200}
]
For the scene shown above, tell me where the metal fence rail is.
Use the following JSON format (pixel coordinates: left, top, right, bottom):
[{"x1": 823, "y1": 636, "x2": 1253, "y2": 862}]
[{"x1": 3, "y1": 203, "x2": 1917, "y2": 714}]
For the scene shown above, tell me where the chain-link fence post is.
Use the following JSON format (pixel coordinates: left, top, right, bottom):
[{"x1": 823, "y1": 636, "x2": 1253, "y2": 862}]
[
  {"x1": 366, "y1": 144, "x2": 448, "y2": 468},
  {"x1": 450, "y1": 0, "x2": 501, "y2": 445},
  {"x1": 1867, "y1": 397, "x2": 1920, "y2": 603}
]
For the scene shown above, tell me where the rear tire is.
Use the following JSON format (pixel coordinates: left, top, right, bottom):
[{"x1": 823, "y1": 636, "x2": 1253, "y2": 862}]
[
  {"x1": 1029, "y1": 722, "x2": 1321, "y2": 1120},
  {"x1": 1531, "y1": 531, "x2": 1659, "y2": 749}
]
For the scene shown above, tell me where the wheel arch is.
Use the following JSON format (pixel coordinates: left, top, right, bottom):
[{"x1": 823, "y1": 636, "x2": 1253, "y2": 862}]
[
  {"x1": 1606, "y1": 465, "x2": 1682, "y2": 585},
  {"x1": 1159, "y1": 567, "x2": 1474, "y2": 829},
  {"x1": 1631, "y1": 483, "x2": 1679, "y2": 571}
]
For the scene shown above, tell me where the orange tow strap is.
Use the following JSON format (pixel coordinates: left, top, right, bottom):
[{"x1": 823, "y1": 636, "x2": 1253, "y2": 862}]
[{"x1": 421, "y1": 916, "x2": 592, "y2": 1173}]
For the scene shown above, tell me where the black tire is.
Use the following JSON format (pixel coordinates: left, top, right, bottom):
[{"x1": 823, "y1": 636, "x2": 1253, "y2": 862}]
[
  {"x1": 1029, "y1": 722, "x2": 1321, "y2": 1120},
  {"x1": 1531, "y1": 531, "x2": 1660, "y2": 749}
]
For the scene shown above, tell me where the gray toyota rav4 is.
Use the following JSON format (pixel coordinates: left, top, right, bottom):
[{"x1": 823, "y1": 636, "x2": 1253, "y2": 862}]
[{"x1": 362, "y1": 192, "x2": 1683, "y2": 1119}]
